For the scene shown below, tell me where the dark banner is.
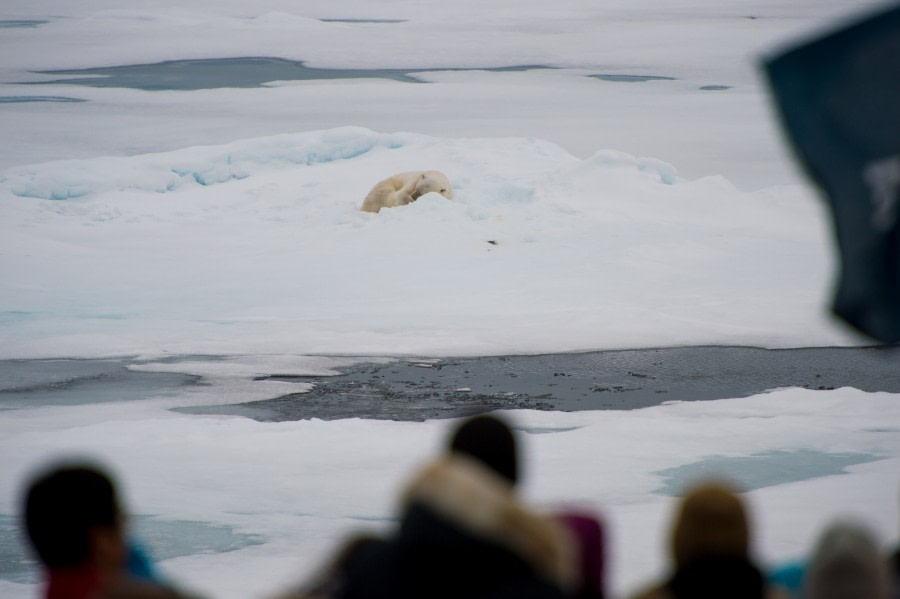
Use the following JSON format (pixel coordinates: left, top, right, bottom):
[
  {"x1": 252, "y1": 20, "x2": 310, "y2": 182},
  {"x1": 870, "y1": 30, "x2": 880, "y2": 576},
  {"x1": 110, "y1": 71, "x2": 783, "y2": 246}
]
[{"x1": 763, "y1": 5, "x2": 900, "y2": 343}]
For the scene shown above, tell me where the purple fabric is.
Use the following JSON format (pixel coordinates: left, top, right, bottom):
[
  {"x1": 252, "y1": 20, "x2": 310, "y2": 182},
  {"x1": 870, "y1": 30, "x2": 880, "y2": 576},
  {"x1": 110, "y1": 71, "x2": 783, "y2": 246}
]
[{"x1": 558, "y1": 511, "x2": 605, "y2": 599}]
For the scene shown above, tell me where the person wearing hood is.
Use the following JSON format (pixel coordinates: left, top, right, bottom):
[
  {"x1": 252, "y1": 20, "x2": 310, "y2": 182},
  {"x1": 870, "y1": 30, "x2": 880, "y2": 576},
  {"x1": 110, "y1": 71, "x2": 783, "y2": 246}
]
[
  {"x1": 631, "y1": 480, "x2": 786, "y2": 599},
  {"x1": 297, "y1": 414, "x2": 576, "y2": 599},
  {"x1": 805, "y1": 520, "x2": 889, "y2": 599}
]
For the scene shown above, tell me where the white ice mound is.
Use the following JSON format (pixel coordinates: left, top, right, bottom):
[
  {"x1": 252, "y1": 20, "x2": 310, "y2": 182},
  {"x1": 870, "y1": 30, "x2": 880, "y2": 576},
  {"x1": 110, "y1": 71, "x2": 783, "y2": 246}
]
[{"x1": 2, "y1": 127, "x2": 411, "y2": 200}]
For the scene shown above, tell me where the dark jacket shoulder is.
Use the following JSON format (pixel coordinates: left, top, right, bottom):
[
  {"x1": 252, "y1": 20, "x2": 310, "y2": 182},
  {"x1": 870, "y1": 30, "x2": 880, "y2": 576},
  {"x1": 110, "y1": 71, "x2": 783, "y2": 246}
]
[{"x1": 338, "y1": 456, "x2": 574, "y2": 599}]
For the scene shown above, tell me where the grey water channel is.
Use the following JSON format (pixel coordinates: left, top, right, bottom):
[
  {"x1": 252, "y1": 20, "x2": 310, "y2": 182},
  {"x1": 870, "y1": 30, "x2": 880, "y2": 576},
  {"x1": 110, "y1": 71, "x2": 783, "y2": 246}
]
[
  {"x1": 176, "y1": 345, "x2": 900, "y2": 422},
  {"x1": 0, "y1": 358, "x2": 198, "y2": 411},
  {"x1": 7, "y1": 55, "x2": 728, "y2": 95},
  {"x1": 3, "y1": 346, "x2": 899, "y2": 421},
  {"x1": 19, "y1": 58, "x2": 551, "y2": 91}
]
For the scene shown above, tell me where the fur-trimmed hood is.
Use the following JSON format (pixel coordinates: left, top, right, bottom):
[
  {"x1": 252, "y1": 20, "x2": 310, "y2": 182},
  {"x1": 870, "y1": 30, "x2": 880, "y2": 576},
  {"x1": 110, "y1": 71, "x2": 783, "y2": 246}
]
[{"x1": 399, "y1": 455, "x2": 577, "y2": 591}]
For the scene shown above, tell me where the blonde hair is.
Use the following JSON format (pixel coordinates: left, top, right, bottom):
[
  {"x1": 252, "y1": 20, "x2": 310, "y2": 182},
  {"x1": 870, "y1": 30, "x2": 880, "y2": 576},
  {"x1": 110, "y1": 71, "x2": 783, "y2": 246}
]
[{"x1": 670, "y1": 481, "x2": 749, "y2": 567}]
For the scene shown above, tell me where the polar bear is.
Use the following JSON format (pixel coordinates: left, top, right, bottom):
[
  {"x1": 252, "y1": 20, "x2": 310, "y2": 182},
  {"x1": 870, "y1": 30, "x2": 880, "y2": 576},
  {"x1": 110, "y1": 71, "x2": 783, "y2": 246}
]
[{"x1": 361, "y1": 170, "x2": 453, "y2": 213}]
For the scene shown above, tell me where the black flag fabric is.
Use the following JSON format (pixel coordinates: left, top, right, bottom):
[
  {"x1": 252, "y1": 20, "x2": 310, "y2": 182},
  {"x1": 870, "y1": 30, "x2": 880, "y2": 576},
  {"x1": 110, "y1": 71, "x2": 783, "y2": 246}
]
[{"x1": 763, "y1": 4, "x2": 900, "y2": 343}]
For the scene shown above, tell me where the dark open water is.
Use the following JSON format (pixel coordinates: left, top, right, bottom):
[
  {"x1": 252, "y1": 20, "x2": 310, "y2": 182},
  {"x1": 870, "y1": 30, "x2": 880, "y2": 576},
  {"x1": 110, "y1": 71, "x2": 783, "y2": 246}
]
[
  {"x1": 3, "y1": 346, "x2": 899, "y2": 421},
  {"x1": 170, "y1": 345, "x2": 900, "y2": 421}
]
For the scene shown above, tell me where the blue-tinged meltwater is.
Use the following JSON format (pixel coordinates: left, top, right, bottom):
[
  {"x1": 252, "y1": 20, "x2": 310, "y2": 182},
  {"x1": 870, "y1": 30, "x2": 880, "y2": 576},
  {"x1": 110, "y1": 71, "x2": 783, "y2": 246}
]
[
  {"x1": 0, "y1": 359, "x2": 198, "y2": 410},
  {"x1": 0, "y1": 515, "x2": 263, "y2": 585},
  {"x1": 0, "y1": 20, "x2": 49, "y2": 29},
  {"x1": 655, "y1": 450, "x2": 883, "y2": 496},
  {"x1": 0, "y1": 96, "x2": 86, "y2": 104}
]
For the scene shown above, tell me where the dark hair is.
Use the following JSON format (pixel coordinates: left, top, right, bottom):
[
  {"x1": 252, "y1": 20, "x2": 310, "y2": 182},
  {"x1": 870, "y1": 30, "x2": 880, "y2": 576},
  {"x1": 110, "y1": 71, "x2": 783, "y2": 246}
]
[
  {"x1": 448, "y1": 414, "x2": 519, "y2": 484},
  {"x1": 23, "y1": 463, "x2": 121, "y2": 569}
]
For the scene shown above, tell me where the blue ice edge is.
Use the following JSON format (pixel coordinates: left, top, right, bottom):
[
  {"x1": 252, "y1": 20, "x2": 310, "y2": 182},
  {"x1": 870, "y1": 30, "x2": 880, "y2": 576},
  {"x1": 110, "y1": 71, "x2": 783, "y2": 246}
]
[
  {"x1": 0, "y1": 96, "x2": 86, "y2": 104},
  {"x1": 0, "y1": 20, "x2": 49, "y2": 29},
  {"x1": 5, "y1": 127, "x2": 407, "y2": 200},
  {"x1": 655, "y1": 449, "x2": 883, "y2": 496},
  {"x1": 0, "y1": 514, "x2": 264, "y2": 585}
]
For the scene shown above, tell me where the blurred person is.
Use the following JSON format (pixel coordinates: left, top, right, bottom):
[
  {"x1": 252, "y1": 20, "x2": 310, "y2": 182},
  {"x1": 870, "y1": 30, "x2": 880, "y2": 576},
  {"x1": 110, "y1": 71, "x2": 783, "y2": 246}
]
[
  {"x1": 448, "y1": 413, "x2": 607, "y2": 598},
  {"x1": 285, "y1": 413, "x2": 577, "y2": 599},
  {"x1": 22, "y1": 461, "x2": 199, "y2": 599},
  {"x1": 769, "y1": 518, "x2": 894, "y2": 599},
  {"x1": 805, "y1": 520, "x2": 889, "y2": 599},
  {"x1": 631, "y1": 480, "x2": 786, "y2": 599},
  {"x1": 889, "y1": 545, "x2": 900, "y2": 599},
  {"x1": 768, "y1": 557, "x2": 806, "y2": 599},
  {"x1": 551, "y1": 508, "x2": 605, "y2": 599},
  {"x1": 885, "y1": 483, "x2": 900, "y2": 599}
]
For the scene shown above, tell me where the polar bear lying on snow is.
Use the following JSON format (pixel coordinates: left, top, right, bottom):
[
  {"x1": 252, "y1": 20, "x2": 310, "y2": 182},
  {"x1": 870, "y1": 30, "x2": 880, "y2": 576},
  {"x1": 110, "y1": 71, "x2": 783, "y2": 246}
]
[{"x1": 361, "y1": 170, "x2": 453, "y2": 213}]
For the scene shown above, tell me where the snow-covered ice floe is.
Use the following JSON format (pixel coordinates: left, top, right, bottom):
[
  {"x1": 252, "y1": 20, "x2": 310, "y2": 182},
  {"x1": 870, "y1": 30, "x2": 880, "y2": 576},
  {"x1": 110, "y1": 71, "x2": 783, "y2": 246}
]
[{"x1": 0, "y1": 127, "x2": 857, "y2": 360}]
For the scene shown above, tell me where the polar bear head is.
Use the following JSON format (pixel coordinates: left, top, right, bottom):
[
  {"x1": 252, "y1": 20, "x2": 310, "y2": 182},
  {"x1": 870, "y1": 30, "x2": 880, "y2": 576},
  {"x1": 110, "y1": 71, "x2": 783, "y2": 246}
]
[{"x1": 412, "y1": 171, "x2": 454, "y2": 201}]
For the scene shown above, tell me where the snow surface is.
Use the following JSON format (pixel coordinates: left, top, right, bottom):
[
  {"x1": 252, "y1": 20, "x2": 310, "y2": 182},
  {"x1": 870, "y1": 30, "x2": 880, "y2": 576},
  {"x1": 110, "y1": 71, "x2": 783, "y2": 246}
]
[
  {"x1": 0, "y1": 127, "x2": 858, "y2": 358},
  {"x1": 1, "y1": 1, "x2": 899, "y2": 599}
]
